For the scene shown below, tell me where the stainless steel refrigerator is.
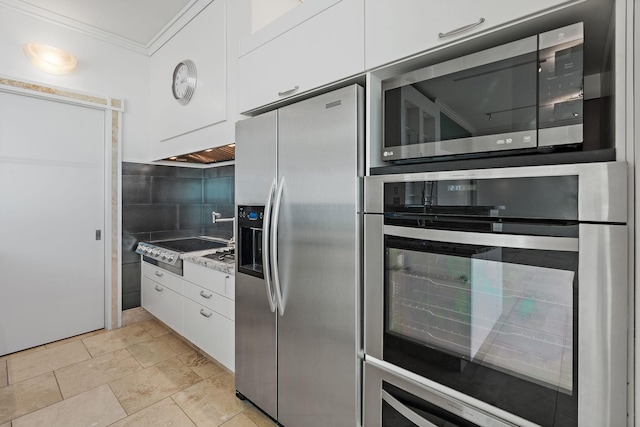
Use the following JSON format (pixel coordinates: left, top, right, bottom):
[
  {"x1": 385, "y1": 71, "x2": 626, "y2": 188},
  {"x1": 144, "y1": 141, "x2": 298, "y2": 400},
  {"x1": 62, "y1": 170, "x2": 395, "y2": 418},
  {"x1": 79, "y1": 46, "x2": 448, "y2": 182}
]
[{"x1": 234, "y1": 85, "x2": 363, "y2": 426}]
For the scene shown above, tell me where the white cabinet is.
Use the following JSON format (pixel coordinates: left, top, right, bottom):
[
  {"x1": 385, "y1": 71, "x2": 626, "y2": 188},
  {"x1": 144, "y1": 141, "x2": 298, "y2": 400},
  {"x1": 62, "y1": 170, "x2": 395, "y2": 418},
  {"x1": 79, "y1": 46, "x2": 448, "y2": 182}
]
[
  {"x1": 141, "y1": 261, "x2": 235, "y2": 371},
  {"x1": 148, "y1": 1, "x2": 251, "y2": 161},
  {"x1": 150, "y1": 0, "x2": 227, "y2": 144},
  {"x1": 183, "y1": 298, "x2": 235, "y2": 371},
  {"x1": 238, "y1": 0, "x2": 365, "y2": 113},
  {"x1": 142, "y1": 276, "x2": 184, "y2": 335},
  {"x1": 365, "y1": 0, "x2": 576, "y2": 69}
]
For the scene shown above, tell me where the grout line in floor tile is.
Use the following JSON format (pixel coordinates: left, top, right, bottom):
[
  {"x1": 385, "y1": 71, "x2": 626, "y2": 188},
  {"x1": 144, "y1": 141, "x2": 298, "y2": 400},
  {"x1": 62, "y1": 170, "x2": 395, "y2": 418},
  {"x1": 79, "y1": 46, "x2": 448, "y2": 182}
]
[
  {"x1": 105, "y1": 382, "x2": 128, "y2": 424},
  {"x1": 170, "y1": 395, "x2": 200, "y2": 427},
  {"x1": 79, "y1": 335, "x2": 94, "y2": 359},
  {"x1": 52, "y1": 369, "x2": 63, "y2": 401}
]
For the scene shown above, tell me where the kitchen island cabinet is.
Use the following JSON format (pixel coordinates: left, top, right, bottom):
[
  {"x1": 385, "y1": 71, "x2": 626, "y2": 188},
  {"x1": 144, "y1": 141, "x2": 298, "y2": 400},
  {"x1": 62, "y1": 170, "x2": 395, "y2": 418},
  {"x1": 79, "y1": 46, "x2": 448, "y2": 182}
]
[
  {"x1": 141, "y1": 257, "x2": 235, "y2": 371},
  {"x1": 238, "y1": 0, "x2": 364, "y2": 113},
  {"x1": 364, "y1": 0, "x2": 579, "y2": 70}
]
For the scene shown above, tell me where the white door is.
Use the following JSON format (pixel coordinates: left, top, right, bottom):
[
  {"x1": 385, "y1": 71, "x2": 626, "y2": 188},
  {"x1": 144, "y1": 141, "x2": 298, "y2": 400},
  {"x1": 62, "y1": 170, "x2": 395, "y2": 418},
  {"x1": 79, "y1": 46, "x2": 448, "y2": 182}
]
[{"x1": 0, "y1": 91, "x2": 105, "y2": 355}]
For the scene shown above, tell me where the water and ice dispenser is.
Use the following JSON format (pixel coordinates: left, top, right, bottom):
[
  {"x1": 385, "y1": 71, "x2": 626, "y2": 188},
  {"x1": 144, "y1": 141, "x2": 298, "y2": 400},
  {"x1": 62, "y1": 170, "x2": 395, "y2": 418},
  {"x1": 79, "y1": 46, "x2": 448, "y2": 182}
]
[{"x1": 237, "y1": 205, "x2": 264, "y2": 278}]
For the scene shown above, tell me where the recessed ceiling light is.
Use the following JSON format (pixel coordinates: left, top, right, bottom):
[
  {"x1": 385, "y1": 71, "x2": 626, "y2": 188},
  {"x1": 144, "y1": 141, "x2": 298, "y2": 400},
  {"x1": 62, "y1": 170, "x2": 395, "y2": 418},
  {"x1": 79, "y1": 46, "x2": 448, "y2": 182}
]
[
  {"x1": 23, "y1": 43, "x2": 77, "y2": 75},
  {"x1": 205, "y1": 149, "x2": 214, "y2": 152}
]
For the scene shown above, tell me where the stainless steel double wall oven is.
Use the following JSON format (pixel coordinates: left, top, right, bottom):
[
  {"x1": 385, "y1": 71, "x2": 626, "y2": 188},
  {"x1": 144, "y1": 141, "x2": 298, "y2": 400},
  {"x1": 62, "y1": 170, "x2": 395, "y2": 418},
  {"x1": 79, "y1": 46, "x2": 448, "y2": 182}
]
[{"x1": 363, "y1": 162, "x2": 627, "y2": 426}]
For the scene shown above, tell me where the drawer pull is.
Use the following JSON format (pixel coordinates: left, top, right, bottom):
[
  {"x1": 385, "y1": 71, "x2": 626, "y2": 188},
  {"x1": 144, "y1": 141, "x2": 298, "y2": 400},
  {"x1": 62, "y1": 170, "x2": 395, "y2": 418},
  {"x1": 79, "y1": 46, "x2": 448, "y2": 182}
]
[
  {"x1": 200, "y1": 309, "x2": 213, "y2": 318},
  {"x1": 154, "y1": 285, "x2": 163, "y2": 292},
  {"x1": 278, "y1": 86, "x2": 299, "y2": 97},
  {"x1": 200, "y1": 290, "x2": 213, "y2": 299},
  {"x1": 154, "y1": 271, "x2": 164, "y2": 278},
  {"x1": 438, "y1": 17, "x2": 485, "y2": 38}
]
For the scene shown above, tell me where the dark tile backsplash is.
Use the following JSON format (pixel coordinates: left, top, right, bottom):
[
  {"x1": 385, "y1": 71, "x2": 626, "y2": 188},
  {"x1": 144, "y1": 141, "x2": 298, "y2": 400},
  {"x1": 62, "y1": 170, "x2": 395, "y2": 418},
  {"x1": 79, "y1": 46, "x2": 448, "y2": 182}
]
[{"x1": 121, "y1": 162, "x2": 235, "y2": 310}]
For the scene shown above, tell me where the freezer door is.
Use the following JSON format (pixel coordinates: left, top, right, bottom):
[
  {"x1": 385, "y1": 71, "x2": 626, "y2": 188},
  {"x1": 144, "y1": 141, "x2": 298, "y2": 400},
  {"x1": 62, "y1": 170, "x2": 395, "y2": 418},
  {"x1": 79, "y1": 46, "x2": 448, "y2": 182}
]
[
  {"x1": 275, "y1": 85, "x2": 363, "y2": 426},
  {"x1": 234, "y1": 111, "x2": 278, "y2": 419},
  {"x1": 235, "y1": 111, "x2": 278, "y2": 205}
]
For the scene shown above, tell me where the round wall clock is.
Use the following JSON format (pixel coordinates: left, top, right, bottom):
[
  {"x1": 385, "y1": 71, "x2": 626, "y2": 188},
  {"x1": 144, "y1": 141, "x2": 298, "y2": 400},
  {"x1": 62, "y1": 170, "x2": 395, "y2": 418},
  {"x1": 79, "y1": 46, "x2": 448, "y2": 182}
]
[{"x1": 172, "y1": 59, "x2": 197, "y2": 105}]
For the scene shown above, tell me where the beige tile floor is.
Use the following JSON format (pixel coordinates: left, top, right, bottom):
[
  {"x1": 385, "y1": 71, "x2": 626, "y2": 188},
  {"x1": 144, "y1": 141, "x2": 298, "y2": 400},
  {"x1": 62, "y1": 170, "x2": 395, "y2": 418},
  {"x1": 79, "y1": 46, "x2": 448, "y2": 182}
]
[{"x1": 0, "y1": 319, "x2": 276, "y2": 427}]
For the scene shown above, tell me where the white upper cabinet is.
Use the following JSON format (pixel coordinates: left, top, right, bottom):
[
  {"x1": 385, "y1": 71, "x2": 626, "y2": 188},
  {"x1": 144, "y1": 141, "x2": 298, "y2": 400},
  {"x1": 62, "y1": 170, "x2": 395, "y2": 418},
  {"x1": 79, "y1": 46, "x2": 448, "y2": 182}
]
[
  {"x1": 365, "y1": 0, "x2": 578, "y2": 70},
  {"x1": 238, "y1": 0, "x2": 364, "y2": 113},
  {"x1": 150, "y1": 0, "x2": 227, "y2": 144}
]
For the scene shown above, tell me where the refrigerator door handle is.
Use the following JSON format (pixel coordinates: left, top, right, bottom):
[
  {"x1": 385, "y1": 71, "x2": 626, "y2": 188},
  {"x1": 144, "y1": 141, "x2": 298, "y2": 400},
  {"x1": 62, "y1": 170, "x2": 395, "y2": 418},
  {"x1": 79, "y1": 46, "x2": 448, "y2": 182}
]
[
  {"x1": 263, "y1": 178, "x2": 277, "y2": 312},
  {"x1": 271, "y1": 176, "x2": 286, "y2": 316}
]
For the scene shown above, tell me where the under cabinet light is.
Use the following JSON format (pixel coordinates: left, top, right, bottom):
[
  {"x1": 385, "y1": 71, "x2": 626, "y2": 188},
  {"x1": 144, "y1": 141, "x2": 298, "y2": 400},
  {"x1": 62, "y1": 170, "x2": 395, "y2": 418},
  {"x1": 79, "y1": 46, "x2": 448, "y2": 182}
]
[{"x1": 23, "y1": 43, "x2": 77, "y2": 75}]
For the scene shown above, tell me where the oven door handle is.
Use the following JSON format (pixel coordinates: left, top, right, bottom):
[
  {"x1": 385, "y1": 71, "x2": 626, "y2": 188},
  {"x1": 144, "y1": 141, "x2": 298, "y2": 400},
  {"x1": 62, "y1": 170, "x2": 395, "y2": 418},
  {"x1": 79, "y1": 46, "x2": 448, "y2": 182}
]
[
  {"x1": 384, "y1": 225, "x2": 578, "y2": 252},
  {"x1": 382, "y1": 390, "x2": 439, "y2": 427},
  {"x1": 271, "y1": 176, "x2": 286, "y2": 316},
  {"x1": 263, "y1": 177, "x2": 277, "y2": 313}
]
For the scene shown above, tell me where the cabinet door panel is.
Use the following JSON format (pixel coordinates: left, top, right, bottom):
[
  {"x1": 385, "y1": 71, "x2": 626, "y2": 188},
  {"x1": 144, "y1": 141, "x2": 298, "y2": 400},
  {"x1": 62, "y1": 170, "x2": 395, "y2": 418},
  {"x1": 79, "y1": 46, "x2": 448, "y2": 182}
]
[
  {"x1": 142, "y1": 262, "x2": 183, "y2": 294},
  {"x1": 365, "y1": 0, "x2": 573, "y2": 69},
  {"x1": 183, "y1": 298, "x2": 235, "y2": 371},
  {"x1": 238, "y1": 0, "x2": 364, "y2": 112},
  {"x1": 183, "y1": 262, "x2": 230, "y2": 297},
  {"x1": 183, "y1": 281, "x2": 234, "y2": 321},
  {"x1": 142, "y1": 277, "x2": 183, "y2": 334}
]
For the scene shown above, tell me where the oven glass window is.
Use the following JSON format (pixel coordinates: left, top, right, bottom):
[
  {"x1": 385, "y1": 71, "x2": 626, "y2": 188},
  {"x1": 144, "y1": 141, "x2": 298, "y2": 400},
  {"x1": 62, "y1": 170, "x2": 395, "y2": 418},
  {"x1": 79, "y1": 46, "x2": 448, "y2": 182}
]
[{"x1": 384, "y1": 236, "x2": 578, "y2": 425}]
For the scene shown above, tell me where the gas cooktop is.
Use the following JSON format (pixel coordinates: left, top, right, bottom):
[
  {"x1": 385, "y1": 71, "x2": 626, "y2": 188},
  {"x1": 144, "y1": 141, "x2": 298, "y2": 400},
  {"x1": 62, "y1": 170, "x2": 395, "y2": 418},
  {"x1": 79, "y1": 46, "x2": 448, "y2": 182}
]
[
  {"x1": 153, "y1": 237, "x2": 228, "y2": 253},
  {"x1": 135, "y1": 237, "x2": 231, "y2": 266}
]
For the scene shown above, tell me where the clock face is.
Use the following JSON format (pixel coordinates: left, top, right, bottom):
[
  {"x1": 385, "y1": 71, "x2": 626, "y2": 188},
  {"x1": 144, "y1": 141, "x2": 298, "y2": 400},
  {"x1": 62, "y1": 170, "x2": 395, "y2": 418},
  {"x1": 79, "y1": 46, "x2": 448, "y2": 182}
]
[{"x1": 172, "y1": 60, "x2": 196, "y2": 105}]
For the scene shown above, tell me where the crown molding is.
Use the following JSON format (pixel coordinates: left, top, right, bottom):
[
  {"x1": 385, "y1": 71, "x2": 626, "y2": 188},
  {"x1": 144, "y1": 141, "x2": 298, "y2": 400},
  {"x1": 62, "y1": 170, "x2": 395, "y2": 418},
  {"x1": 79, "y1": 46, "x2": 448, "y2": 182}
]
[
  {"x1": 0, "y1": 0, "x2": 214, "y2": 56},
  {"x1": 146, "y1": 0, "x2": 214, "y2": 55}
]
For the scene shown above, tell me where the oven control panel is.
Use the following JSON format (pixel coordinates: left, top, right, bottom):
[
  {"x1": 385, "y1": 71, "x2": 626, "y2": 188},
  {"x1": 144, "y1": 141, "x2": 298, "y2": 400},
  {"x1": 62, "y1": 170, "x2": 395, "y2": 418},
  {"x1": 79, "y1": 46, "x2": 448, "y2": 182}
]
[{"x1": 135, "y1": 242, "x2": 180, "y2": 265}]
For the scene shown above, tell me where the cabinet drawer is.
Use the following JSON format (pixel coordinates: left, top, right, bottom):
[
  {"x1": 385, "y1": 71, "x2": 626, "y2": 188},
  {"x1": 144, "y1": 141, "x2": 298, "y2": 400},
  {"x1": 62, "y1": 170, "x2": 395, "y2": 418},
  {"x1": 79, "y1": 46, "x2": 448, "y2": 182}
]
[
  {"x1": 142, "y1": 262, "x2": 183, "y2": 294},
  {"x1": 183, "y1": 262, "x2": 234, "y2": 299},
  {"x1": 183, "y1": 298, "x2": 235, "y2": 372},
  {"x1": 182, "y1": 280, "x2": 234, "y2": 321},
  {"x1": 365, "y1": 0, "x2": 574, "y2": 69},
  {"x1": 238, "y1": 0, "x2": 364, "y2": 113},
  {"x1": 141, "y1": 276, "x2": 183, "y2": 335}
]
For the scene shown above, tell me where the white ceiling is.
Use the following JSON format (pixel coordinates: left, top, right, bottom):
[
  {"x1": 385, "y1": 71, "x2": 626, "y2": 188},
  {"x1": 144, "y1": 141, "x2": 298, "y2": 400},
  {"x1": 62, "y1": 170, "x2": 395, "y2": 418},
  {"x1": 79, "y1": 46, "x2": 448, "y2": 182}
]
[{"x1": 0, "y1": 0, "x2": 206, "y2": 54}]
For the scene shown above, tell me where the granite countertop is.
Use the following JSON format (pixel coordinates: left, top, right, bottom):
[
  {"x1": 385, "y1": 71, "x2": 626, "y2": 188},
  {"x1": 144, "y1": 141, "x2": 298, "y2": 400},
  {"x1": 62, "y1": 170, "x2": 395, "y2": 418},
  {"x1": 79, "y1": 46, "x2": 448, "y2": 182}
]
[{"x1": 181, "y1": 249, "x2": 235, "y2": 275}]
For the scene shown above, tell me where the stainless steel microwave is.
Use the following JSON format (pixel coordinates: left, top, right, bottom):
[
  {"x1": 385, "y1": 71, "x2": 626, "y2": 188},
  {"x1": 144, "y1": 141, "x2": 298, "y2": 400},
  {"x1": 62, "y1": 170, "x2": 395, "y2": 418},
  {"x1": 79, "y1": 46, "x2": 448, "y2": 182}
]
[{"x1": 382, "y1": 23, "x2": 584, "y2": 162}]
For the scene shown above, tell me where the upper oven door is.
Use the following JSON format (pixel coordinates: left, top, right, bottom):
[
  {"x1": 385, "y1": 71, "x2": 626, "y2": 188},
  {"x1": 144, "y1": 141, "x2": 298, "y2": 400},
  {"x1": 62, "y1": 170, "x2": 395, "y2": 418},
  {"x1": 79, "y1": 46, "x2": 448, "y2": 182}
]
[
  {"x1": 381, "y1": 23, "x2": 584, "y2": 162},
  {"x1": 367, "y1": 218, "x2": 581, "y2": 426}
]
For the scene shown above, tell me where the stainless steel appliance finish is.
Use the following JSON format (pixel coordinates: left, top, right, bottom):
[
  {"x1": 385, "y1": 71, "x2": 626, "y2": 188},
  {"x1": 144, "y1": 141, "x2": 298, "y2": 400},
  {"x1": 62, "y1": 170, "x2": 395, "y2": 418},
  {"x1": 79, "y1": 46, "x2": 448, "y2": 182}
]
[
  {"x1": 235, "y1": 85, "x2": 363, "y2": 426},
  {"x1": 363, "y1": 162, "x2": 628, "y2": 426},
  {"x1": 382, "y1": 23, "x2": 584, "y2": 162},
  {"x1": 365, "y1": 358, "x2": 526, "y2": 427},
  {"x1": 135, "y1": 237, "x2": 231, "y2": 276}
]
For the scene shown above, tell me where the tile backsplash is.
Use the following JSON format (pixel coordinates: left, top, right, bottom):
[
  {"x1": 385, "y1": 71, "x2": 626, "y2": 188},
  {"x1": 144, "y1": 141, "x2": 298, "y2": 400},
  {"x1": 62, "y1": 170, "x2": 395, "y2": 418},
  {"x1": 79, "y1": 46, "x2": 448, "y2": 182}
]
[{"x1": 121, "y1": 162, "x2": 234, "y2": 310}]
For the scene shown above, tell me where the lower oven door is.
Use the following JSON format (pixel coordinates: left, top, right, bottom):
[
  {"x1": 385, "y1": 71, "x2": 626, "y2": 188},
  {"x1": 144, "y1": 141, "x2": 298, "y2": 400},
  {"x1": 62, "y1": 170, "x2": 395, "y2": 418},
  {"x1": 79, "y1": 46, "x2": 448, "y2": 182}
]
[
  {"x1": 364, "y1": 215, "x2": 627, "y2": 426},
  {"x1": 365, "y1": 358, "x2": 521, "y2": 426}
]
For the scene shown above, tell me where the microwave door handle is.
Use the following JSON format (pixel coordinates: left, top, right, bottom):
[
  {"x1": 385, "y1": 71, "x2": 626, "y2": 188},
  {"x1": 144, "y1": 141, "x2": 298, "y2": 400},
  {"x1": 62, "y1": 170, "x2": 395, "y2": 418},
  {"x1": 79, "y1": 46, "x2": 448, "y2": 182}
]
[
  {"x1": 263, "y1": 178, "x2": 277, "y2": 313},
  {"x1": 271, "y1": 176, "x2": 286, "y2": 316},
  {"x1": 382, "y1": 390, "x2": 438, "y2": 427}
]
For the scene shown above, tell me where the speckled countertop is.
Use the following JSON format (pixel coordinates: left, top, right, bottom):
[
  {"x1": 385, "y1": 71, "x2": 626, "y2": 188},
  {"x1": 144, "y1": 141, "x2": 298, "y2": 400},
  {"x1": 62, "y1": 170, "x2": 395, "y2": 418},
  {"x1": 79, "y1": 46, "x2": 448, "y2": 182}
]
[{"x1": 181, "y1": 250, "x2": 235, "y2": 275}]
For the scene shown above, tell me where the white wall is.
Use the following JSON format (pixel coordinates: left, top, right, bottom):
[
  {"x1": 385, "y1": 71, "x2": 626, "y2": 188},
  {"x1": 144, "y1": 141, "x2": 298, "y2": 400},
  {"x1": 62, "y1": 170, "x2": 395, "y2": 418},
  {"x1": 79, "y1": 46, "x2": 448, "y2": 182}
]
[{"x1": 0, "y1": 5, "x2": 152, "y2": 162}]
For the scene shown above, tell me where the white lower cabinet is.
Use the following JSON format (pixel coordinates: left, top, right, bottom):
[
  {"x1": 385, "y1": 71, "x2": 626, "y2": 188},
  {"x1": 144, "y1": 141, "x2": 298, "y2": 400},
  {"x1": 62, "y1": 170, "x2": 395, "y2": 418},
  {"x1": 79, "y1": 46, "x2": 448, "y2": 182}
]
[
  {"x1": 183, "y1": 298, "x2": 235, "y2": 372},
  {"x1": 141, "y1": 261, "x2": 235, "y2": 372},
  {"x1": 141, "y1": 276, "x2": 183, "y2": 335}
]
